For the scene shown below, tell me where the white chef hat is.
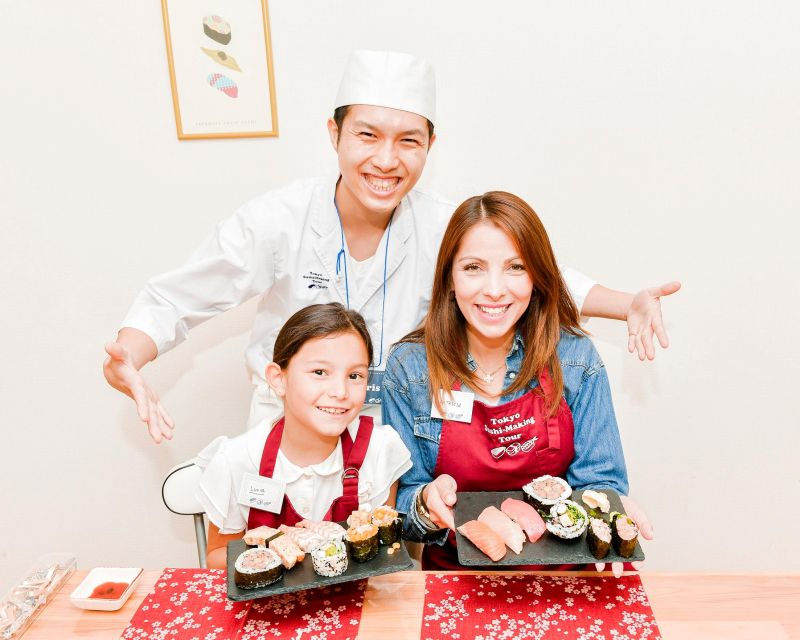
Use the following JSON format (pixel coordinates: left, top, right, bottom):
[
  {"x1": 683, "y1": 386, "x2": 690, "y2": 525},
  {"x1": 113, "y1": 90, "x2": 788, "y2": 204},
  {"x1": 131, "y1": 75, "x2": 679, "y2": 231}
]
[{"x1": 334, "y1": 50, "x2": 436, "y2": 124}]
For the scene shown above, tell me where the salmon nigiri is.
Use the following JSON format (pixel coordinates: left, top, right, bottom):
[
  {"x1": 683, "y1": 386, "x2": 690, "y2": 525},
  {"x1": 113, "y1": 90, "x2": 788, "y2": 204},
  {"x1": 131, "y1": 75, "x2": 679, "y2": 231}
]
[
  {"x1": 501, "y1": 497, "x2": 547, "y2": 543},
  {"x1": 478, "y1": 506, "x2": 526, "y2": 554},
  {"x1": 457, "y1": 520, "x2": 506, "y2": 562}
]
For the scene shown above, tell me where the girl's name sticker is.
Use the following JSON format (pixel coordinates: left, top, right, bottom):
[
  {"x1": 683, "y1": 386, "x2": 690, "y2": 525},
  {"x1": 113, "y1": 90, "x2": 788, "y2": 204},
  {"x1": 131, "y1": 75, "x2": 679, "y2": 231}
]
[{"x1": 237, "y1": 473, "x2": 286, "y2": 514}]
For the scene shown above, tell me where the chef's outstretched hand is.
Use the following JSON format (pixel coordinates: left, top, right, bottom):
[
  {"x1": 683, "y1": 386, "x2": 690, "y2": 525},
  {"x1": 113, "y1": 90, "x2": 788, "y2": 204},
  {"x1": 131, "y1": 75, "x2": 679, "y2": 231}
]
[
  {"x1": 104, "y1": 342, "x2": 174, "y2": 444},
  {"x1": 595, "y1": 495, "x2": 653, "y2": 578},
  {"x1": 627, "y1": 281, "x2": 681, "y2": 361},
  {"x1": 423, "y1": 474, "x2": 458, "y2": 531}
]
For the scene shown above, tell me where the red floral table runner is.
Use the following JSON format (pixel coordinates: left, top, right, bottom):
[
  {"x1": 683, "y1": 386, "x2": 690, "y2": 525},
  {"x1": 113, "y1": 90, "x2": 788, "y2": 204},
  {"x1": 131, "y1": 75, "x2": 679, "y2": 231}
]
[
  {"x1": 121, "y1": 568, "x2": 366, "y2": 640},
  {"x1": 421, "y1": 573, "x2": 661, "y2": 640}
]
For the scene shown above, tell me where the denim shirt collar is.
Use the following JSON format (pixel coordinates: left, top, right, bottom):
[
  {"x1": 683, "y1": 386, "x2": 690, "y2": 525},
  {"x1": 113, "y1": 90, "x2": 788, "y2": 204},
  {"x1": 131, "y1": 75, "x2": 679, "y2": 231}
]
[{"x1": 465, "y1": 332, "x2": 526, "y2": 377}]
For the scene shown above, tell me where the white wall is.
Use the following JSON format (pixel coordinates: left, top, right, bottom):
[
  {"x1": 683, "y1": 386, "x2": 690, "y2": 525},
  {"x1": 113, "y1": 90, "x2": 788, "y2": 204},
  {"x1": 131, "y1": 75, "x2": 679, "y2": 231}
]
[{"x1": 2, "y1": 1, "x2": 798, "y2": 587}]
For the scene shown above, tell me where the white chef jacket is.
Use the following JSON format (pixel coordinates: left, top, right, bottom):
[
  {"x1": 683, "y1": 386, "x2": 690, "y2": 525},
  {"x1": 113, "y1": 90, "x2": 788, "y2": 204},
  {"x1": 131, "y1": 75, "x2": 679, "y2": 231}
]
[
  {"x1": 195, "y1": 418, "x2": 412, "y2": 534},
  {"x1": 122, "y1": 177, "x2": 596, "y2": 425}
]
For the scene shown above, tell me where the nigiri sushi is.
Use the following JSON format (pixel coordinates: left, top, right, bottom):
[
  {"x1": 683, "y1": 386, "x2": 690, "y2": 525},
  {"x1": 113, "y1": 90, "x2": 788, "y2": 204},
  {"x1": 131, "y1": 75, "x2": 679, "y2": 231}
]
[
  {"x1": 500, "y1": 498, "x2": 547, "y2": 543},
  {"x1": 457, "y1": 520, "x2": 506, "y2": 562},
  {"x1": 477, "y1": 506, "x2": 525, "y2": 554}
]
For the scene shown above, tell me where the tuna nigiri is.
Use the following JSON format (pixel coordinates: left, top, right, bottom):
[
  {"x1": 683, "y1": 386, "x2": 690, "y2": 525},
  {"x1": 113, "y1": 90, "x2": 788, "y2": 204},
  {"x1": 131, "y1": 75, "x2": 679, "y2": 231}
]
[
  {"x1": 457, "y1": 520, "x2": 506, "y2": 562},
  {"x1": 478, "y1": 506, "x2": 526, "y2": 554},
  {"x1": 501, "y1": 497, "x2": 547, "y2": 543}
]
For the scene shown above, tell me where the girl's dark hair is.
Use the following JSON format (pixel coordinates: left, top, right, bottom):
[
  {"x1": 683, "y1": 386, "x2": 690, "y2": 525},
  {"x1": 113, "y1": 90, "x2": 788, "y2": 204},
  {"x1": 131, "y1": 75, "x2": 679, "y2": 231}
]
[{"x1": 272, "y1": 303, "x2": 373, "y2": 369}]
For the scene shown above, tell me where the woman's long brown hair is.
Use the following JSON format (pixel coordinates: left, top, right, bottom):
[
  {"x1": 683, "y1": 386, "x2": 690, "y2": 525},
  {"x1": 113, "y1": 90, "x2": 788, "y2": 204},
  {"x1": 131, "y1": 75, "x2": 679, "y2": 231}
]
[{"x1": 403, "y1": 191, "x2": 583, "y2": 417}]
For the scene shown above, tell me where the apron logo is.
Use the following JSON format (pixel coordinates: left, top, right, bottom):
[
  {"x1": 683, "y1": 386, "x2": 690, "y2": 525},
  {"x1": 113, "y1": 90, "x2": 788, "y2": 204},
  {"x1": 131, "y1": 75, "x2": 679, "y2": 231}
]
[{"x1": 490, "y1": 436, "x2": 538, "y2": 459}]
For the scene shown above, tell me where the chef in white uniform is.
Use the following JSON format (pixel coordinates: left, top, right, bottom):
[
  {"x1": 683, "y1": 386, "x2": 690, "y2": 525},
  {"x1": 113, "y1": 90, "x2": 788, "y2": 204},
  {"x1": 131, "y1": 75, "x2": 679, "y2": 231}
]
[{"x1": 104, "y1": 50, "x2": 680, "y2": 443}]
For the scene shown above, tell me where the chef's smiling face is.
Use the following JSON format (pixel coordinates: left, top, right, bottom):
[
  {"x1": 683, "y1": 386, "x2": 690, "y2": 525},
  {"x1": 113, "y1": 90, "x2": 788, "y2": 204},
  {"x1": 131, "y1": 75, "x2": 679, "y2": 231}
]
[
  {"x1": 452, "y1": 222, "x2": 534, "y2": 350},
  {"x1": 328, "y1": 104, "x2": 434, "y2": 219},
  {"x1": 269, "y1": 332, "x2": 369, "y2": 438}
]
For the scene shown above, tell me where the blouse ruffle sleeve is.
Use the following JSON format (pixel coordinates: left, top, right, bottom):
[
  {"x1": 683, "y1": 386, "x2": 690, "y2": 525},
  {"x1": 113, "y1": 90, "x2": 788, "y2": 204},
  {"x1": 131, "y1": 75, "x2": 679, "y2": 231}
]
[
  {"x1": 357, "y1": 423, "x2": 412, "y2": 510},
  {"x1": 195, "y1": 436, "x2": 249, "y2": 534}
]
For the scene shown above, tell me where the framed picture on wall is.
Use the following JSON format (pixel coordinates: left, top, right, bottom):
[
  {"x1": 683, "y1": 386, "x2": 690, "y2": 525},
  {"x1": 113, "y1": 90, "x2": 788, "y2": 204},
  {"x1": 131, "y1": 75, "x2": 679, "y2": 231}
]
[{"x1": 161, "y1": 0, "x2": 278, "y2": 139}]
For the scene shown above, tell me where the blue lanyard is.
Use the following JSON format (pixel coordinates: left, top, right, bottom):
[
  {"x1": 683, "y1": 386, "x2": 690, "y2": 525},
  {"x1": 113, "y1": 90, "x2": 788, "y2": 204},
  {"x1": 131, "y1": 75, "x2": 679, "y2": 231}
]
[{"x1": 333, "y1": 197, "x2": 393, "y2": 369}]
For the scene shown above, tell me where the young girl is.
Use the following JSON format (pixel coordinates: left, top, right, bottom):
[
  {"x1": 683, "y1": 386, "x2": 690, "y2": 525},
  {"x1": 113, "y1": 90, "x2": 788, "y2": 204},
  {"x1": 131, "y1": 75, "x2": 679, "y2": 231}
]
[
  {"x1": 196, "y1": 303, "x2": 412, "y2": 569},
  {"x1": 382, "y1": 191, "x2": 653, "y2": 571}
]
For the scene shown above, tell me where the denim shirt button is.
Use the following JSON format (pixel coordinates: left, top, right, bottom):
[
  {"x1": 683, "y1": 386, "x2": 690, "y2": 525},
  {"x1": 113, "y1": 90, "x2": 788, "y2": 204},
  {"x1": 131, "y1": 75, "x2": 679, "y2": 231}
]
[{"x1": 508, "y1": 372, "x2": 516, "y2": 379}]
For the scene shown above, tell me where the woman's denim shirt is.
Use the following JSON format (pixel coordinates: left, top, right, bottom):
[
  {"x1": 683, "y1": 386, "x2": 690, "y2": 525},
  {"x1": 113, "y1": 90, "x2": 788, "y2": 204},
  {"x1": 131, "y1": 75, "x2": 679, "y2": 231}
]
[{"x1": 381, "y1": 330, "x2": 629, "y2": 543}]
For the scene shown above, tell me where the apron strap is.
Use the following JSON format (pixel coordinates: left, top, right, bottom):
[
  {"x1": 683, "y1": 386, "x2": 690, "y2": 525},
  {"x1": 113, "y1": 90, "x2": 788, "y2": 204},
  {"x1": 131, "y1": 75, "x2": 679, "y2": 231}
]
[
  {"x1": 537, "y1": 369, "x2": 561, "y2": 450},
  {"x1": 332, "y1": 416, "x2": 374, "y2": 518},
  {"x1": 257, "y1": 417, "x2": 285, "y2": 478}
]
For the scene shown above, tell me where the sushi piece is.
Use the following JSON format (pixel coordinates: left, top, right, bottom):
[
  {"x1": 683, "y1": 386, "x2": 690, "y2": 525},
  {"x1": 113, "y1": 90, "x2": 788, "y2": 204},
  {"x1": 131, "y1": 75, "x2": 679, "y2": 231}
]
[
  {"x1": 296, "y1": 519, "x2": 347, "y2": 540},
  {"x1": 310, "y1": 539, "x2": 349, "y2": 577},
  {"x1": 371, "y1": 506, "x2": 402, "y2": 545},
  {"x1": 234, "y1": 547, "x2": 283, "y2": 589},
  {"x1": 500, "y1": 498, "x2": 547, "y2": 543},
  {"x1": 268, "y1": 534, "x2": 305, "y2": 569},
  {"x1": 457, "y1": 520, "x2": 506, "y2": 562},
  {"x1": 243, "y1": 525, "x2": 281, "y2": 546},
  {"x1": 545, "y1": 500, "x2": 588, "y2": 540},
  {"x1": 345, "y1": 523, "x2": 379, "y2": 562},
  {"x1": 200, "y1": 47, "x2": 242, "y2": 72},
  {"x1": 202, "y1": 15, "x2": 231, "y2": 45},
  {"x1": 522, "y1": 475, "x2": 572, "y2": 510},
  {"x1": 611, "y1": 512, "x2": 639, "y2": 558},
  {"x1": 278, "y1": 525, "x2": 325, "y2": 552},
  {"x1": 477, "y1": 506, "x2": 526, "y2": 554},
  {"x1": 347, "y1": 510, "x2": 371, "y2": 528},
  {"x1": 582, "y1": 490, "x2": 611, "y2": 514},
  {"x1": 586, "y1": 517, "x2": 612, "y2": 559}
]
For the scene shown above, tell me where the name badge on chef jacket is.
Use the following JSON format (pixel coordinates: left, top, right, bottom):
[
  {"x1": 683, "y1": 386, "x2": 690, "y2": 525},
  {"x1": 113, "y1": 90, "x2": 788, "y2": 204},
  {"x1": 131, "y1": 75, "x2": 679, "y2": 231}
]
[
  {"x1": 237, "y1": 472, "x2": 285, "y2": 514},
  {"x1": 364, "y1": 369, "x2": 385, "y2": 405},
  {"x1": 430, "y1": 390, "x2": 474, "y2": 423}
]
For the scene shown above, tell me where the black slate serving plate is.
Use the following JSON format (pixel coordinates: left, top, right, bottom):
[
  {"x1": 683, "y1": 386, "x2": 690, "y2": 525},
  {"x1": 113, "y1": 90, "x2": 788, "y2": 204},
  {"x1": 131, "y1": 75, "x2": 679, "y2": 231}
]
[
  {"x1": 226, "y1": 536, "x2": 413, "y2": 601},
  {"x1": 454, "y1": 489, "x2": 645, "y2": 566}
]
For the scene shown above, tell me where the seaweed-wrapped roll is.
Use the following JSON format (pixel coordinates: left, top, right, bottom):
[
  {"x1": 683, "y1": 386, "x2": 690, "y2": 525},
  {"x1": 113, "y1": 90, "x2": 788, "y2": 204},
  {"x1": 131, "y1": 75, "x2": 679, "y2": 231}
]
[
  {"x1": 523, "y1": 475, "x2": 572, "y2": 510},
  {"x1": 586, "y1": 517, "x2": 612, "y2": 559},
  {"x1": 345, "y1": 523, "x2": 379, "y2": 562},
  {"x1": 234, "y1": 547, "x2": 283, "y2": 589},
  {"x1": 371, "y1": 506, "x2": 402, "y2": 545},
  {"x1": 611, "y1": 512, "x2": 639, "y2": 558},
  {"x1": 545, "y1": 500, "x2": 588, "y2": 540},
  {"x1": 311, "y1": 539, "x2": 349, "y2": 577}
]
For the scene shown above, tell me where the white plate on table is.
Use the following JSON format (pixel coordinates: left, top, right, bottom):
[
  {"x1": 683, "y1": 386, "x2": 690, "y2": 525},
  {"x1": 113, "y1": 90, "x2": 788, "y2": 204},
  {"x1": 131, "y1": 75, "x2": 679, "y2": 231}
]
[{"x1": 69, "y1": 567, "x2": 142, "y2": 611}]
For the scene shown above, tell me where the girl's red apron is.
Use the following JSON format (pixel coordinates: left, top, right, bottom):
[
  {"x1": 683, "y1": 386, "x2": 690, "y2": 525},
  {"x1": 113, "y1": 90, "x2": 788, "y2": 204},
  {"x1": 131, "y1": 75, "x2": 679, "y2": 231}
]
[
  {"x1": 246, "y1": 416, "x2": 374, "y2": 528},
  {"x1": 423, "y1": 370, "x2": 575, "y2": 570}
]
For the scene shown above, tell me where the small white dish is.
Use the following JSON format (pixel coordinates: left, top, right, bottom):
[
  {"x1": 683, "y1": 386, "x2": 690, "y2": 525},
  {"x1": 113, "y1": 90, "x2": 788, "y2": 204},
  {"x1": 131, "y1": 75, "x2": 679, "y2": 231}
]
[{"x1": 69, "y1": 567, "x2": 142, "y2": 611}]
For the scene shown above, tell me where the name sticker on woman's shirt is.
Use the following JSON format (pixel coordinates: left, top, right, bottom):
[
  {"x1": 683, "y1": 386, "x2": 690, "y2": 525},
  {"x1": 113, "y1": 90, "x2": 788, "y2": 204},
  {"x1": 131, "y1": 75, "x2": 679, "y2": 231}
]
[
  {"x1": 237, "y1": 473, "x2": 286, "y2": 514},
  {"x1": 430, "y1": 390, "x2": 474, "y2": 422}
]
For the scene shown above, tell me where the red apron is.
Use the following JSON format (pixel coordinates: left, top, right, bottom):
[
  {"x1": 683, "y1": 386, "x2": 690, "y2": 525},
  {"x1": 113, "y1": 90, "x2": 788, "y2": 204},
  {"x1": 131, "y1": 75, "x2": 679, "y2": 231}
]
[
  {"x1": 423, "y1": 369, "x2": 575, "y2": 570},
  {"x1": 246, "y1": 416, "x2": 374, "y2": 529}
]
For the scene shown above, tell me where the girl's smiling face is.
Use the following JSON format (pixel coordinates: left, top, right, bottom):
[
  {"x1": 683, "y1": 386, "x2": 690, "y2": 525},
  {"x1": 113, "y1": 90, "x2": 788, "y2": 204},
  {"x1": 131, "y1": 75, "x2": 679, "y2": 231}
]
[
  {"x1": 270, "y1": 331, "x2": 370, "y2": 438},
  {"x1": 451, "y1": 221, "x2": 534, "y2": 349}
]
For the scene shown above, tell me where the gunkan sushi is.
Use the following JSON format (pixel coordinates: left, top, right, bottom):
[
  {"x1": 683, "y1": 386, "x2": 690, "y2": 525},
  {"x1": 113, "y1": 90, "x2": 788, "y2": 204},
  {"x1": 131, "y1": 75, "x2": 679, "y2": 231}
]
[
  {"x1": 611, "y1": 512, "x2": 639, "y2": 558},
  {"x1": 345, "y1": 523, "x2": 379, "y2": 562},
  {"x1": 586, "y1": 517, "x2": 612, "y2": 559},
  {"x1": 234, "y1": 547, "x2": 283, "y2": 589},
  {"x1": 371, "y1": 506, "x2": 402, "y2": 545},
  {"x1": 523, "y1": 475, "x2": 572, "y2": 510},
  {"x1": 311, "y1": 539, "x2": 349, "y2": 577}
]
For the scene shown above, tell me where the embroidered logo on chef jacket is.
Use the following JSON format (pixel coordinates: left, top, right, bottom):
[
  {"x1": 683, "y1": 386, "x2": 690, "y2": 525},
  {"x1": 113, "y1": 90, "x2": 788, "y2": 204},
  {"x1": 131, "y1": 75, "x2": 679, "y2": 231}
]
[
  {"x1": 484, "y1": 412, "x2": 537, "y2": 459},
  {"x1": 302, "y1": 271, "x2": 329, "y2": 290}
]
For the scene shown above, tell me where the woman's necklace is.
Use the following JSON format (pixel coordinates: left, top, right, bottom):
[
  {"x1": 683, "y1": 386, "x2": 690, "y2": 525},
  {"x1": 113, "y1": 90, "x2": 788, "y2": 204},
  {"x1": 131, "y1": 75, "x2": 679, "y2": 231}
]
[{"x1": 471, "y1": 357, "x2": 506, "y2": 384}]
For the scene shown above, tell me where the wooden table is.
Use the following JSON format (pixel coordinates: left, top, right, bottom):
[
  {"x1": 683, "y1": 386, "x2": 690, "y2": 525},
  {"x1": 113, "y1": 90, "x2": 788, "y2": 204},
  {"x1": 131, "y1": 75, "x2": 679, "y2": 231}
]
[{"x1": 24, "y1": 570, "x2": 800, "y2": 639}]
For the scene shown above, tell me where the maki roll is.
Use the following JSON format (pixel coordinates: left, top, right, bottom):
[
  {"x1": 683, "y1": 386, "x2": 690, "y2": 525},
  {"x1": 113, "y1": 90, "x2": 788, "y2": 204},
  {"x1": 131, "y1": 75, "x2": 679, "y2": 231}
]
[
  {"x1": 371, "y1": 506, "x2": 402, "y2": 545},
  {"x1": 311, "y1": 539, "x2": 349, "y2": 577},
  {"x1": 611, "y1": 512, "x2": 639, "y2": 558},
  {"x1": 234, "y1": 547, "x2": 283, "y2": 589},
  {"x1": 545, "y1": 500, "x2": 588, "y2": 540},
  {"x1": 347, "y1": 510, "x2": 371, "y2": 528},
  {"x1": 523, "y1": 475, "x2": 572, "y2": 510},
  {"x1": 345, "y1": 523, "x2": 379, "y2": 562},
  {"x1": 586, "y1": 517, "x2": 612, "y2": 559}
]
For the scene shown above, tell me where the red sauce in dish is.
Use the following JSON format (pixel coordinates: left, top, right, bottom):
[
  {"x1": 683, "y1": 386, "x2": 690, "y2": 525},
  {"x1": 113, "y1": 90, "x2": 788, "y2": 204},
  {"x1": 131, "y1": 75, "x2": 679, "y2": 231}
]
[{"x1": 89, "y1": 581, "x2": 129, "y2": 599}]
